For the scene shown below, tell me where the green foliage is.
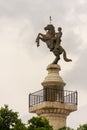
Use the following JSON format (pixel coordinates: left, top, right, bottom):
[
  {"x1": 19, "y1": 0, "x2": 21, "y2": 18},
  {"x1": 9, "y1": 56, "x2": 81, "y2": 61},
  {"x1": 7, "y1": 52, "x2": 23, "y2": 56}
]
[
  {"x1": 0, "y1": 105, "x2": 26, "y2": 130},
  {"x1": 1, "y1": 105, "x2": 87, "y2": 130},
  {"x1": 27, "y1": 116, "x2": 53, "y2": 130},
  {"x1": 77, "y1": 124, "x2": 87, "y2": 130},
  {"x1": 58, "y1": 126, "x2": 74, "y2": 130},
  {"x1": 12, "y1": 119, "x2": 27, "y2": 130}
]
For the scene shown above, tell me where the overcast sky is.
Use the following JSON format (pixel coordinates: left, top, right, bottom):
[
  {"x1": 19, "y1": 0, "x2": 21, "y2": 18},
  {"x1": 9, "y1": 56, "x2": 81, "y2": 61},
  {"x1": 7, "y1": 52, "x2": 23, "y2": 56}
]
[{"x1": 0, "y1": 0, "x2": 87, "y2": 129}]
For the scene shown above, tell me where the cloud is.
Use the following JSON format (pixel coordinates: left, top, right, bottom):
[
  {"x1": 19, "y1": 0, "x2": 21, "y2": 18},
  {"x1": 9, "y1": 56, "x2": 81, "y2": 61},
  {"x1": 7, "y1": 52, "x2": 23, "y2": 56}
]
[
  {"x1": 64, "y1": 47, "x2": 87, "y2": 89},
  {"x1": 67, "y1": 104, "x2": 87, "y2": 128}
]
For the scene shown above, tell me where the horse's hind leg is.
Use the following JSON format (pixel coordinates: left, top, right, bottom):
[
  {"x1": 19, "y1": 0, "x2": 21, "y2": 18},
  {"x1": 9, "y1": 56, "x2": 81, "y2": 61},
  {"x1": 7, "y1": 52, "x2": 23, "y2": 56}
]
[{"x1": 52, "y1": 56, "x2": 60, "y2": 64}]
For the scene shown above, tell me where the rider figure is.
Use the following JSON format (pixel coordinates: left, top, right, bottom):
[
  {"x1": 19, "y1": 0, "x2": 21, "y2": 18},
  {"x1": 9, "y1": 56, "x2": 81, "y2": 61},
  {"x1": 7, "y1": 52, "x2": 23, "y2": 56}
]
[
  {"x1": 55, "y1": 27, "x2": 62, "y2": 49},
  {"x1": 50, "y1": 27, "x2": 62, "y2": 51}
]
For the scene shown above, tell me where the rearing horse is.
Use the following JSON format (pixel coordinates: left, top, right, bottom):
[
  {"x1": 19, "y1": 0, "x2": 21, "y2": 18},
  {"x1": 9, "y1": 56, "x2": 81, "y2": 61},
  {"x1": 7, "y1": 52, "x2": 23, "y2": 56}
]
[{"x1": 36, "y1": 24, "x2": 72, "y2": 64}]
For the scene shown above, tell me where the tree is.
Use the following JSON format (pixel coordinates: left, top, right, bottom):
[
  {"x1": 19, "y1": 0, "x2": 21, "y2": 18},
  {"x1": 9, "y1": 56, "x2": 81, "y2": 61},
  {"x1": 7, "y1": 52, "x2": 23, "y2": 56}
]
[
  {"x1": 0, "y1": 105, "x2": 26, "y2": 130},
  {"x1": 27, "y1": 116, "x2": 53, "y2": 130},
  {"x1": 58, "y1": 126, "x2": 74, "y2": 130},
  {"x1": 13, "y1": 119, "x2": 27, "y2": 130},
  {"x1": 77, "y1": 124, "x2": 87, "y2": 130}
]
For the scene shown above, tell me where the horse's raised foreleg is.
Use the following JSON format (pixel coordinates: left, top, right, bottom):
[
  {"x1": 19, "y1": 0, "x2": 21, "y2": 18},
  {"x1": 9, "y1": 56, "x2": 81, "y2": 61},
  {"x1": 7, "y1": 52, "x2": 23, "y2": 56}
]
[
  {"x1": 36, "y1": 33, "x2": 46, "y2": 47},
  {"x1": 36, "y1": 34, "x2": 40, "y2": 47}
]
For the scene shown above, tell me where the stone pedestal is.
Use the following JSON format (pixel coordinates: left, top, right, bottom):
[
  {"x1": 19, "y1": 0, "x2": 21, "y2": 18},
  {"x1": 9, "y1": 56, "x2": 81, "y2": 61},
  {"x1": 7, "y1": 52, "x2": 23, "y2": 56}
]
[
  {"x1": 42, "y1": 64, "x2": 65, "y2": 88},
  {"x1": 29, "y1": 64, "x2": 77, "y2": 130},
  {"x1": 41, "y1": 64, "x2": 65, "y2": 103}
]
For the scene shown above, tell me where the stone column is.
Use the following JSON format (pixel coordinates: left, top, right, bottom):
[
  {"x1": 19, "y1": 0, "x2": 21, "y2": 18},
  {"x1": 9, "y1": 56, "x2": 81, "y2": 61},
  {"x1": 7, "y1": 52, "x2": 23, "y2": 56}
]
[
  {"x1": 29, "y1": 64, "x2": 77, "y2": 130},
  {"x1": 40, "y1": 64, "x2": 67, "y2": 129}
]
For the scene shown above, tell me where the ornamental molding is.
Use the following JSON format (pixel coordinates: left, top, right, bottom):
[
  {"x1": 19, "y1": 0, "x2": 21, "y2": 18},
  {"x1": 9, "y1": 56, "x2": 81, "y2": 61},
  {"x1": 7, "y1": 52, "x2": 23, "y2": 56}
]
[{"x1": 36, "y1": 108, "x2": 70, "y2": 116}]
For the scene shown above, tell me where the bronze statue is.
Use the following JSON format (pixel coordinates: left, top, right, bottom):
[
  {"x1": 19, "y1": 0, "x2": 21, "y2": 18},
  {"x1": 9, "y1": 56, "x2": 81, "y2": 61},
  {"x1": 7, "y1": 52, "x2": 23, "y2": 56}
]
[{"x1": 36, "y1": 24, "x2": 72, "y2": 64}]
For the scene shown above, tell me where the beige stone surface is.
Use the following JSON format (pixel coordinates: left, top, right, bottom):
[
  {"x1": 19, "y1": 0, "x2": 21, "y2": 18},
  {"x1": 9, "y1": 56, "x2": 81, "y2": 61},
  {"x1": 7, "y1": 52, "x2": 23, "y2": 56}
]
[
  {"x1": 42, "y1": 64, "x2": 66, "y2": 87},
  {"x1": 41, "y1": 113, "x2": 66, "y2": 130},
  {"x1": 29, "y1": 102, "x2": 77, "y2": 114}
]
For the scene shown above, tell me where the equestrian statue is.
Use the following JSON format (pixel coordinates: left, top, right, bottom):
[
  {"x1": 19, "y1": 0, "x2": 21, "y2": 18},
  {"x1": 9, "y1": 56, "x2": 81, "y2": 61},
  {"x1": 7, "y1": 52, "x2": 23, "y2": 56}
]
[{"x1": 35, "y1": 24, "x2": 72, "y2": 64}]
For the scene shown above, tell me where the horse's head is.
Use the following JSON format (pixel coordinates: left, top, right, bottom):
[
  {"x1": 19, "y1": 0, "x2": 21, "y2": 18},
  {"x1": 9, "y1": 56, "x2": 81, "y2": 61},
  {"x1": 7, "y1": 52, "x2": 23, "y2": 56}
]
[
  {"x1": 44, "y1": 24, "x2": 55, "y2": 31},
  {"x1": 44, "y1": 24, "x2": 55, "y2": 37}
]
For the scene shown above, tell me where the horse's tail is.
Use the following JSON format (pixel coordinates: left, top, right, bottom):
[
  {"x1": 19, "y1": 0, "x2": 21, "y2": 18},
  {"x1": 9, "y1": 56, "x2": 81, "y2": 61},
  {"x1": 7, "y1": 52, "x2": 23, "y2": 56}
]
[{"x1": 63, "y1": 49, "x2": 72, "y2": 62}]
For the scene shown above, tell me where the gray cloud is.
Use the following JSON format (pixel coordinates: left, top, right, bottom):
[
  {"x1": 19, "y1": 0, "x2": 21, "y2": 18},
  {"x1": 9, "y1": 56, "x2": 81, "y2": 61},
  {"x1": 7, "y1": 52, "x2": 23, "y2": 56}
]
[{"x1": 64, "y1": 48, "x2": 87, "y2": 89}]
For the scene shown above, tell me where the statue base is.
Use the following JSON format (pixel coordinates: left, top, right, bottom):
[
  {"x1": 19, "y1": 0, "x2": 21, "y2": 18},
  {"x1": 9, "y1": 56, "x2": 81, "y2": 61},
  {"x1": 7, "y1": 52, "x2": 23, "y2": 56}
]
[
  {"x1": 29, "y1": 64, "x2": 77, "y2": 130},
  {"x1": 42, "y1": 64, "x2": 66, "y2": 88}
]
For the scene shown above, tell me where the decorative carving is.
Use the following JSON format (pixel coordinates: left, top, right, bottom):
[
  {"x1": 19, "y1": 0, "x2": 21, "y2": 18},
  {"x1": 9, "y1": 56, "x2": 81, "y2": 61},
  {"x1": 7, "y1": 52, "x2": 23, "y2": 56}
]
[{"x1": 36, "y1": 108, "x2": 70, "y2": 116}]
